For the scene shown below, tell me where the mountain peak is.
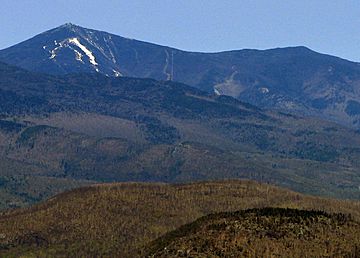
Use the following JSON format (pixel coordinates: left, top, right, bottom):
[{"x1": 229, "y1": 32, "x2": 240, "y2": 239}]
[
  {"x1": 47, "y1": 23, "x2": 86, "y2": 35},
  {"x1": 62, "y1": 22, "x2": 74, "y2": 26},
  {"x1": 59, "y1": 22, "x2": 79, "y2": 29}
]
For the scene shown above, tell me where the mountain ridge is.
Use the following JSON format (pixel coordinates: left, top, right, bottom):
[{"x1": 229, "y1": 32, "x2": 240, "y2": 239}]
[
  {"x1": 146, "y1": 207, "x2": 360, "y2": 257},
  {"x1": 11, "y1": 23, "x2": 358, "y2": 61},
  {"x1": 2, "y1": 24, "x2": 360, "y2": 128},
  {"x1": 2, "y1": 61, "x2": 360, "y2": 208},
  {"x1": 1, "y1": 180, "x2": 360, "y2": 257}
]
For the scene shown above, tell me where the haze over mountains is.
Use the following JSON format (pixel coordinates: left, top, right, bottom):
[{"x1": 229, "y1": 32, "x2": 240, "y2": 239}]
[
  {"x1": 2, "y1": 22, "x2": 360, "y2": 257},
  {"x1": 1, "y1": 60, "x2": 360, "y2": 209},
  {"x1": 0, "y1": 24, "x2": 360, "y2": 204},
  {"x1": 2, "y1": 23, "x2": 360, "y2": 128}
]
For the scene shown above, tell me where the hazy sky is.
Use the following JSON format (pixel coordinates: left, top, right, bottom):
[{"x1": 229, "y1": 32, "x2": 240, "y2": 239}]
[{"x1": 1, "y1": 0, "x2": 360, "y2": 61}]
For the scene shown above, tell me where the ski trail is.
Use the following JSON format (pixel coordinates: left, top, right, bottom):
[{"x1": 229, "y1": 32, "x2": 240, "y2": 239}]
[{"x1": 163, "y1": 50, "x2": 171, "y2": 81}]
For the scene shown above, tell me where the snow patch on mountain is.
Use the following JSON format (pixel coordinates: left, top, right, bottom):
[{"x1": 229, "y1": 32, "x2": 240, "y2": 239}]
[
  {"x1": 43, "y1": 27, "x2": 122, "y2": 74},
  {"x1": 49, "y1": 42, "x2": 63, "y2": 59},
  {"x1": 214, "y1": 88, "x2": 221, "y2": 96},
  {"x1": 104, "y1": 36, "x2": 117, "y2": 63},
  {"x1": 74, "y1": 49, "x2": 84, "y2": 63},
  {"x1": 259, "y1": 87, "x2": 270, "y2": 94},
  {"x1": 49, "y1": 40, "x2": 66, "y2": 60},
  {"x1": 113, "y1": 69, "x2": 122, "y2": 77},
  {"x1": 163, "y1": 50, "x2": 171, "y2": 80},
  {"x1": 68, "y1": 38, "x2": 98, "y2": 66},
  {"x1": 48, "y1": 37, "x2": 99, "y2": 70}
]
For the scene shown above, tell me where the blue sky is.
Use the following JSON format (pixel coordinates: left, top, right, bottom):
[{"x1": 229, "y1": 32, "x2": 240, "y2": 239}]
[{"x1": 1, "y1": 0, "x2": 360, "y2": 61}]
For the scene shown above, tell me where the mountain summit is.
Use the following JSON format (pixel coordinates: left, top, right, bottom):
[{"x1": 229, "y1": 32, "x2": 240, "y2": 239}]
[
  {"x1": 0, "y1": 23, "x2": 189, "y2": 80},
  {"x1": 0, "y1": 23, "x2": 138, "y2": 76},
  {"x1": 2, "y1": 24, "x2": 360, "y2": 128}
]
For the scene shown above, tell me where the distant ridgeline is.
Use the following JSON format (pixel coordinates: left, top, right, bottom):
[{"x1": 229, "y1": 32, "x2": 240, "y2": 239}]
[
  {"x1": 0, "y1": 61, "x2": 360, "y2": 209},
  {"x1": 2, "y1": 24, "x2": 360, "y2": 128}
]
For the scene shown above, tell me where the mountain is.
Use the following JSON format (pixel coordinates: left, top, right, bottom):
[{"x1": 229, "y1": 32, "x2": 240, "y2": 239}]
[
  {"x1": 146, "y1": 208, "x2": 360, "y2": 257},
  {"x1": 0, "y1": 23, "x2": 178, "y2": 78},
  {"x1": 2, "y1": 61, "x2": 360, "y2": 208},
  {"x1": 2, "y1": 24, "x2": 360, "y2": 128},
  {"x1": 1, "y1": 180, "x2": 360, "y2": 257}
]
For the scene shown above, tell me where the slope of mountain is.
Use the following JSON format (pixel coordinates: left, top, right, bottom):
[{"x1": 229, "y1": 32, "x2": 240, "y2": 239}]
[
  {"x1": 1, "y1": 181, "x2": 360, "y2": 257},
  {"x1": 2, "y1": 24, "x2": 360, "y2": 127},
  {"x1": 2, "y1": 61, "x2": 360, "y2": 207},
  {"x1": 146, "y1": 208, "x2": 360, "y2": 257}
]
